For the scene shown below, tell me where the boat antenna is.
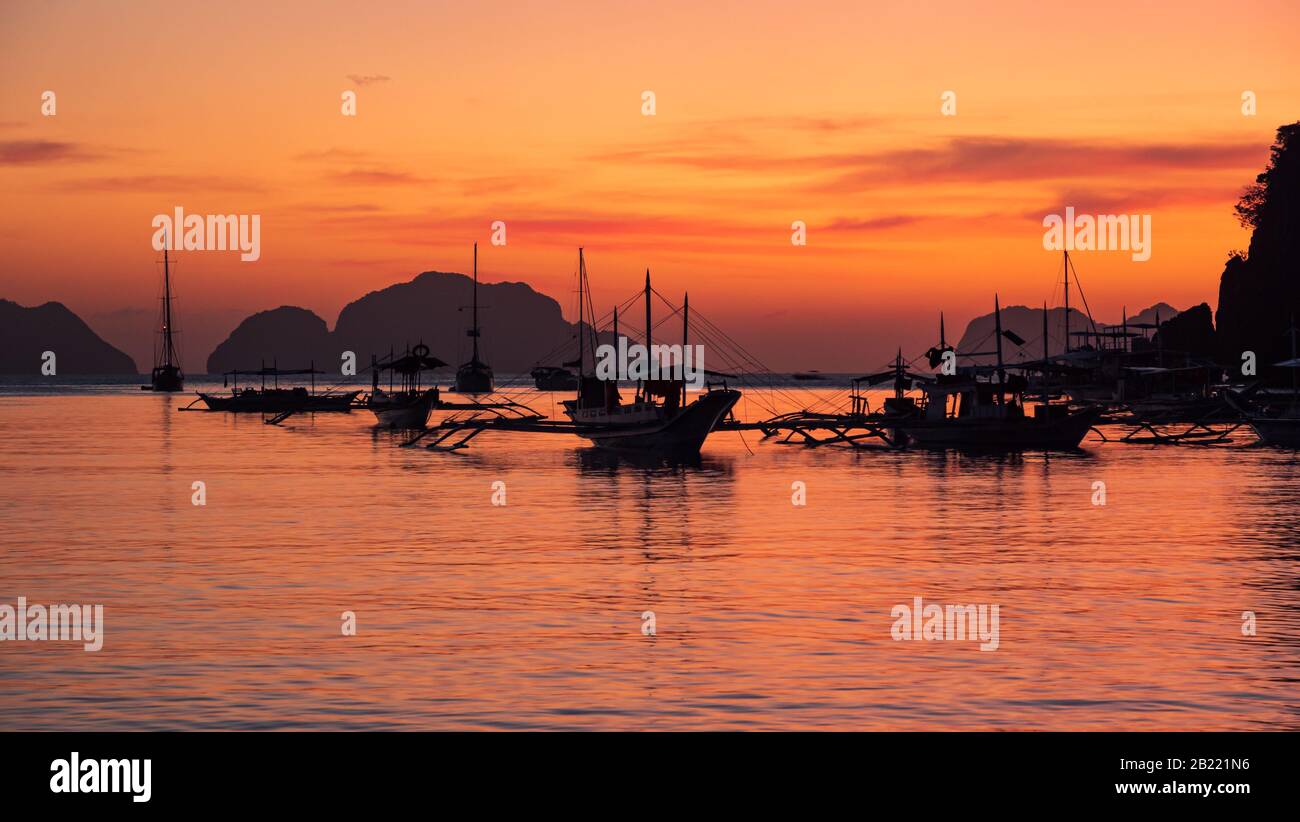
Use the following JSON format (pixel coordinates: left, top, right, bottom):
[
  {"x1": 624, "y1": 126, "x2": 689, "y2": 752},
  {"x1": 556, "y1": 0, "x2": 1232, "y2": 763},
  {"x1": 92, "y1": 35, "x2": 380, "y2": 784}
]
[
  {"x1": 940, "y1": 311, "x2": 946, "y2": 349},
  {"x1": 1122, "y1": 306, "x2": 1128, "y2": 354}
]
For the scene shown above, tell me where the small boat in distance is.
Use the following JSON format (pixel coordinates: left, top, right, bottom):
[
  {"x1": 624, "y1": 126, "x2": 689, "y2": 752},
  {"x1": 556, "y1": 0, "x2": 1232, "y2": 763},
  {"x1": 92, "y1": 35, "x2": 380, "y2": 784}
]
[
  {"x1": 454, "y1": 243, "x2": 494, "y2": 394},
  {"x1": 560, "y1": 250, "x2": 740, "y2": 453},
  {"x1": 195, "y1": 365, "x2": 359, "y2": 413},
  {"x1": 141, "y1": 248, "x2": 184, "y2": 392},
  {"x1": 531, "y1": 366, "x2": 579, "y2": 391},
  {"x1": 368, "y1": 343, "x2": 446, "y2": 429}
]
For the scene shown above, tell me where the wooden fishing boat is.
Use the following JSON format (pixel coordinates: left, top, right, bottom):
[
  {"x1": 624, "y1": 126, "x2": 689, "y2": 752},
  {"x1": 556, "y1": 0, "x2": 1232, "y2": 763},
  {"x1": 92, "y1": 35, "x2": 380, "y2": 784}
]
[
  {"x1": 897, "y1": 296, "x2": 1099, "y2": 449},
  {"x1": 367, "y1": 344, "x2": 446, "y2": 428},
  {"x1": 560, "y1": 254, "x2": 739, "y2": 453},
  {"x1": 194, "y1": 366, "x2": 359, "y2": 413},
  {"x1": 1225, "y1": 321, "x2": 1300, "y2": 446}
]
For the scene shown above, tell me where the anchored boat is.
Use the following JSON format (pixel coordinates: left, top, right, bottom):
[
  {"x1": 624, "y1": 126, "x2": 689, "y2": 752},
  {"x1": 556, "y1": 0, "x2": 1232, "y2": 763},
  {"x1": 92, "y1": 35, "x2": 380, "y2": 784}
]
[
  {"x1": 1226, "y1": 320, "x2": 1300, "y2": 446},
  {"x1": 454, "y1": 243, "x2": 494, "y2": 394},
  {"x1": 141, "y1": 248, "x2": 184, "y2": 392},
  {"x1": 560, "y1": 251, "x2": 739, "y2": 453},
  {"x1": 531, "y1": 366, "x2": 579, "y2": 391},
  {"x1": 897, "y1": 296, "x2": 1100, "y2": 449},
  {"x1": 367, "y1": 344, "x2": 446, "y2": 429},
  {"x1": 194, "y1": 365, "x2": 359, "y2": 413}
]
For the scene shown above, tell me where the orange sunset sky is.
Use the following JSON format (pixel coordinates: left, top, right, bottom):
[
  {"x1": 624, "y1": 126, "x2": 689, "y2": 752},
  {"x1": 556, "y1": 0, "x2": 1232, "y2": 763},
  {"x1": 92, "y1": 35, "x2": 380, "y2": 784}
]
[{"x1": 2, "y1": 0, "x2": 1298, "y2": 372}]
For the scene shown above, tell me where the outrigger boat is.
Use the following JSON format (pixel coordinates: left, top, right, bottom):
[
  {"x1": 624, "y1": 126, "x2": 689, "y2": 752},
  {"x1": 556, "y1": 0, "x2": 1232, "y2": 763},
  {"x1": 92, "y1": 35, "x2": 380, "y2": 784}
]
[
  {"x1": 561, "y1": 252, "x2": 740, "y2": 453},
  {"x1": 454, "y1": 243, "x2": 494, "y2": 394},
  {"x1": 367, "y1": 343, "x2": 446, "y2": 428},
  {"x1": 141, "y1": 248, "x2": 184, "y2": 392},
  {"x1": 412, "y1": 249, "x2": 740, "y2": 455},
  {"x1": 1225, "y1": 319, "x2": 1300, "y2": 446},
  {"x1": 193, "y1": 365, "x2": 359, "y2": 413},
  {"x1": 896, "y1": 296, "x2": 1100, "y2": 449}
]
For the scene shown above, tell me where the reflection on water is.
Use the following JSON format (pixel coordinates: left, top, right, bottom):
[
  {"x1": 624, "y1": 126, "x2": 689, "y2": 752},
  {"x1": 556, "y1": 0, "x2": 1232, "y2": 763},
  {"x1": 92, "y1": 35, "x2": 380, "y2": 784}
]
[{"x1": 0, "y1": 385, "x2": 1297, "y2": 730}]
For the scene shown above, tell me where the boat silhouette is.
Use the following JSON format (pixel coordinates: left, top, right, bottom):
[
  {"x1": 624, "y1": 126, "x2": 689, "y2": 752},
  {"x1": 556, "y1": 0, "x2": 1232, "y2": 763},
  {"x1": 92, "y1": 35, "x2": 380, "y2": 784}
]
[
  {"x1": 454, "y1": 243, "x2": 494, "y2": 394},
  {"x1": 141, "y1": 247, "x2": 184, "y2": 392}
]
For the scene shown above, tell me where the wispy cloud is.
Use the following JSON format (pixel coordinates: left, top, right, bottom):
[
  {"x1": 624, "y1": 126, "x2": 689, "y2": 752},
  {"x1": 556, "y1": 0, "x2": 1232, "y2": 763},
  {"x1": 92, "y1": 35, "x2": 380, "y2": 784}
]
[
  {"x1": 0, "y1": 139, "x2": 101, "y2": 165},
  {"x1": 53, "y1": 174, "x2": 267, "y2": 193},
  {"x1": 346, "y1": 74, "x2": 391, "y2": 86}
]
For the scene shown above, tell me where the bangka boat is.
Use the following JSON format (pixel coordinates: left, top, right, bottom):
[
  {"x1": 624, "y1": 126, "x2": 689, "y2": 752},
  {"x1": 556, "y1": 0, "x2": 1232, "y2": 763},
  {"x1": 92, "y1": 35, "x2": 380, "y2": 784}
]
[
  {"x1": 195, "y1": 366, "x2": 359, "y2": 413},
  {"x1": 1225, "y1": 320, "x2": 1300, "y2": 446},
  {"x1": 559, "y1": 250, "x2": 740, "y2": 453},
  {"x1": 896, "y1": 296, "x2": 1100, "y2": 449},
  {"x1": 140, "y1": 248, "x2": 184, "y2": 392},
  {"x1": 367, "y1": 344, "x2": 446, "y2": 429},
  {"x1": 454, "y1": 243, "x2": 494, "y2": 394}
]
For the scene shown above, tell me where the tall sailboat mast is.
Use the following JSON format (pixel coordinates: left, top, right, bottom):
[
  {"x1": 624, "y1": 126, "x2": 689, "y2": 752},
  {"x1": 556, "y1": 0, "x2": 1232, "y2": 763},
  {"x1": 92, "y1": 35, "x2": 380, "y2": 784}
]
[
  {"x1": 162, "y1": 248, "x2": 176, "y2": 369},
  {"x1": 577, "y1": 248, "x2": 585, "y2": 376},
  {"x1": 471, "y1": 242, "x2": 480, "y2": 363},
  {"x1": 1063, "y1": 250, "x2": 1070, "y2": 356},
  {"x1": 682, "y1": 292, "x2": 689, "y2": 406}
]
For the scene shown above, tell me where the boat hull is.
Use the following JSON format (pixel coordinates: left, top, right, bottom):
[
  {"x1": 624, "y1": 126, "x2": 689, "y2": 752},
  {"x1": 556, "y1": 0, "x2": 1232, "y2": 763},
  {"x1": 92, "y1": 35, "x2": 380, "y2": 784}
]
[
  {"x1": 369, "y1": 390, "x2": 438, "y2": 429},
  {"x1": 572, "y1": 389, "x2": 740, "y2": 454},
  {"x1": 143, "y1": 365, "x2": 184, "y2": 392},
  {"x1": 197, "y1": 390, "x2": 359, "y2": 413},
  {"x1": 1247, "y1": 417, "x2": 1300, "y2": 447},
  {"x1": 900, "y1": 407, "x2": 1100, "y2": 450},
  {"x1": 455, "y1": 362, "x2": 494, "y2": 394}
]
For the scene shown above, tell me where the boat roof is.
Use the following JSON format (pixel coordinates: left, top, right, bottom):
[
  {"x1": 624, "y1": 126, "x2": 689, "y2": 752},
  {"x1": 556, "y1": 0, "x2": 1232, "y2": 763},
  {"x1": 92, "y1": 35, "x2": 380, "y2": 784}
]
[{"x1": 224, "y1": 367, "x2": 326, "y2": 376}]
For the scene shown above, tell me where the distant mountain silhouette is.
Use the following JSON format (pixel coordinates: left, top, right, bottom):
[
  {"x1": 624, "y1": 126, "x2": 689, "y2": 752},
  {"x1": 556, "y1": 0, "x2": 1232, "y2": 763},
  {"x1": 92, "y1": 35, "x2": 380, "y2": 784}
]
[
  {"x1": 954, "y1": 303, "x2": 1181, "y2": 364},
  {"x1": 1216, "y1": 121, "x2": 1300, "y2": 369},
  {"x1": 0, "y1": 299, "x2": 138, "y2": 375},
  {"x1": 206, "y1": 306, "x2": 334, "y2": 373},
  {"x1": 206, "y1": 271, "x2": 596, "y2": 375}
]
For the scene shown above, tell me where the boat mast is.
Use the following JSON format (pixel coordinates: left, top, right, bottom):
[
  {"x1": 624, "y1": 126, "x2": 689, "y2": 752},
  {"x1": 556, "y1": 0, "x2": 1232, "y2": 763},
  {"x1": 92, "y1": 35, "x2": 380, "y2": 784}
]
[
  {"x1": 644, "y1": 269, "x2": 652, "y2": 395},
  {"x1": 1063, "y1": 251, "x2": 1070, "y2": 355},
  {"x1": 682, "y1": 291, "x2": 689, "y2": 406},
  {"x1": 471, "y1": 242, "x2": 480, "y2": 365},
  {"x1": 1122, "y1": 306, "x2": 1128, "y2": 354},
  {"x1": 1042, "y1": 300, "x2": 1049, "y2": 408},
  {"x1": 577, "y1": 248, "x2": 585, "y2": 376},
  {"x1": 994, "y1": 294, "x2": 1006, "y2": 406},
  {"x1": 162, "y1": 247, "x2": 176, "y2": 370}
]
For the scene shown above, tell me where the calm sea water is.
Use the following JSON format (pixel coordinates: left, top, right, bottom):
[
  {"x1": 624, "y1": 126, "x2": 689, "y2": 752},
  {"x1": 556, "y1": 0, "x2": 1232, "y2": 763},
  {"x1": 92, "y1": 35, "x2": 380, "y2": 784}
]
[{"x1": 1, "y1": 377, "x2": 1298, "y2": 730}]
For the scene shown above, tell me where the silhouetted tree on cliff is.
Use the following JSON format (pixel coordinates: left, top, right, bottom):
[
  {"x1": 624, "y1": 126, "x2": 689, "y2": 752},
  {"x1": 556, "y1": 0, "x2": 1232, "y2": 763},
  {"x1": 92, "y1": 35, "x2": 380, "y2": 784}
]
[{"x1": 1216, "y1": 122, "x2": 1300, "y2": 375}]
